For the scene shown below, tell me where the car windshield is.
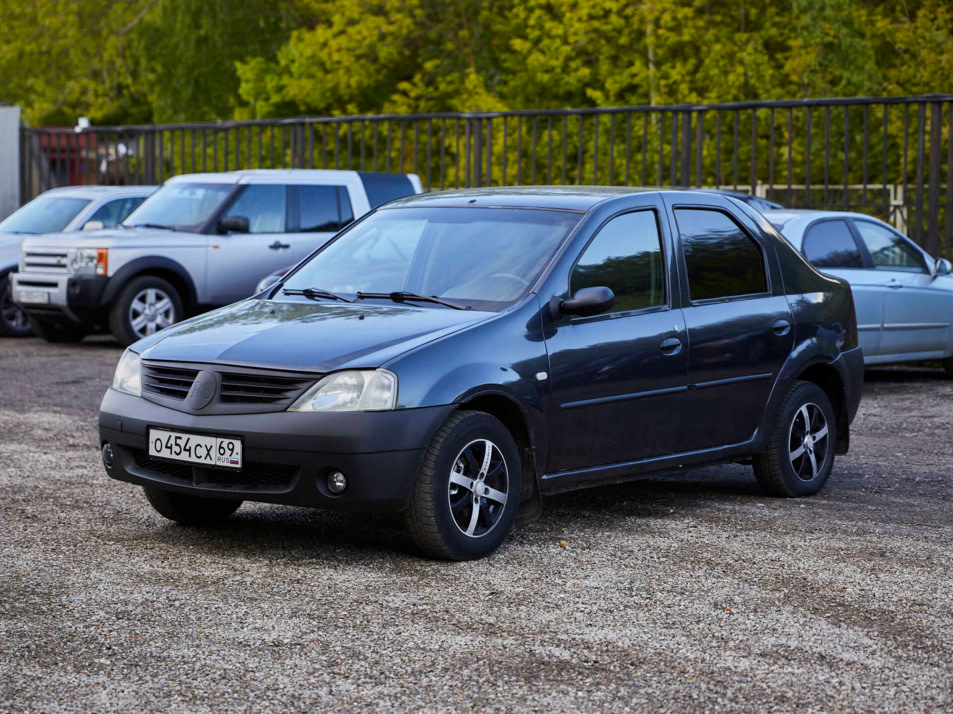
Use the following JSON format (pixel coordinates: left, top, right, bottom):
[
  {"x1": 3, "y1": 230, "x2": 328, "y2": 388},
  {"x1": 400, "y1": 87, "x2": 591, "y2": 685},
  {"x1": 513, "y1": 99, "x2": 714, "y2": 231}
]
[
  {"x1": 122, "y1": 182, "x2": 235, "y2": 232},
  {"x1": 281, "y1": 206, "x2": 583, "y2": 311},
  {"x1": 0, "y1": 196, "x2": 90, "y2": 233}
]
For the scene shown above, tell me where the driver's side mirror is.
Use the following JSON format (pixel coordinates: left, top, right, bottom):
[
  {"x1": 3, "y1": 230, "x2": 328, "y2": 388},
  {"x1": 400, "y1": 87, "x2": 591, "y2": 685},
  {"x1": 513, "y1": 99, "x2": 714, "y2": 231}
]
[
  {"x1": 549, "y1": 286, "x2": 615, "y2": 319},
  {"x1": 934, "y1": 257, "x2": 952, "y2": 278},
  {"x1": 82, "y1": 220, "x2": 104, "y2": 232},
  {"x1": 218, "y1": 216, "x2": 249, "y2": 234}
]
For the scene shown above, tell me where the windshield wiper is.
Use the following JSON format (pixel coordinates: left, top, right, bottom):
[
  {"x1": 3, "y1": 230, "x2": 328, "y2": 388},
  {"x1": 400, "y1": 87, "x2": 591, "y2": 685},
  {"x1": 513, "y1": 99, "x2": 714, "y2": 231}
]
[
  {"x1": 355, "y1": 291, "x2": 470, "y2": 311},
  {"x1": 124, "y1": 223, "x2": 175, "y2": 231},
  {"x1": 283, "y1": 287, "x2": 355, "y2": 303}
]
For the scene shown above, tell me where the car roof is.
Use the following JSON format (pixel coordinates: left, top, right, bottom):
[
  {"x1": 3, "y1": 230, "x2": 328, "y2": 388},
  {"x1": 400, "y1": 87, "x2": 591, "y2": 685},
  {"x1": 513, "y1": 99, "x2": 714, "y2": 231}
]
[
  {"x1": 382, "y1": 186, "x2": 700, "y2": 212},
  {"x1": 165, "y1": 169, "x2": 376, "y2": 185},
  {"x1": 39, "y1": 185, "x2": 156, "y2": 199}
]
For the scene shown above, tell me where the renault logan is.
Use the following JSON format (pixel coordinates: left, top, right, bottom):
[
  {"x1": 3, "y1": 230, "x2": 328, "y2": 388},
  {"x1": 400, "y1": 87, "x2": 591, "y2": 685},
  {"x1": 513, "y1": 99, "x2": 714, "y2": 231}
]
[{"x1": 99, "y1": 188, "x2": 864, "y2": 560}]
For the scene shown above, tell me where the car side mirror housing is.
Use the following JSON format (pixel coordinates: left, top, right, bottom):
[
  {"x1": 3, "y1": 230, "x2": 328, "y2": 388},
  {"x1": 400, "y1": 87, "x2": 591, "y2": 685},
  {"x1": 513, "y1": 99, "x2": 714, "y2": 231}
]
[
  {"x1": 218, "y1": 216, "x2": 249, "y2": 234},
  {"x1": 255, "y1": 273, "x2": 282, "y2": 294},
  {"x1": 82, "y1": 220, "x2": 104, "y2": 232},
  {"x1": 550, "y1": 286, "x2": 615, "y2": 319},
  {"x1": 934, "y1": 257, "x2": 952, "y2": 277}
]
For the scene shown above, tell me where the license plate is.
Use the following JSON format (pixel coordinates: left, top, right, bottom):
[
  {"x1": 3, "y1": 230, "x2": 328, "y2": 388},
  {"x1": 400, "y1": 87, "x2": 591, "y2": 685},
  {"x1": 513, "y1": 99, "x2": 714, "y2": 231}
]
[
  {"x1": 18, "y1": 290, "x2": 50, "y2": 304},
  {"x1": 148, "y1": 428, "x2": 243, "y2": 469}
]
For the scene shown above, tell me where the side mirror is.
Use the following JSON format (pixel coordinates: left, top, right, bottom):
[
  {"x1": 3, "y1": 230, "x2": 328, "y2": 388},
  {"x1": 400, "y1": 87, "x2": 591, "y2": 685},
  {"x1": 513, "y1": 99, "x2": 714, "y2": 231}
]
[
  {"x1": 550, "y1": 286, "x2": 615, "y2": 319},
  {"x1": 934, "y1": 257, "x2": 952, "y2": 278},
  {"x1": 218, "y1": 216, "x2": 249, "y2": 234},
  {"x1": 82, "y1": 220, "x2": 104, "y2": 232},
  {"x1": 255, "y1": 273, "x2": 282, "y2": 294}
]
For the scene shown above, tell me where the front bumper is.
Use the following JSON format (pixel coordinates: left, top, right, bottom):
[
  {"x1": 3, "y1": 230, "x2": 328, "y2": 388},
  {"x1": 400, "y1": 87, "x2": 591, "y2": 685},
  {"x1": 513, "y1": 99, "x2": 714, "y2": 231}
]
[
  {"x1": 11, "y1": 272, "x2": 108, "y2": 323},
  {"x1": 99, "y1": 388, "x2": 454, "y2": 511}
]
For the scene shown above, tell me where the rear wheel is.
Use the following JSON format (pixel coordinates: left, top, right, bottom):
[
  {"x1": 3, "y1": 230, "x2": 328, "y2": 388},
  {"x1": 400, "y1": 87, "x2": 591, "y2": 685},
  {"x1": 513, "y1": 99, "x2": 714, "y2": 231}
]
[
  {"x1": 109, "y1": 275, "x2": 183, "y2": 347},
  {"x1": 0, "y1": 275, "x2": 32, "y2": 337},
  {"x1": 27, "y1": 315, "x2": 88, "y2": 343},
  {"x1": 143, "y1": 486, "x2": 242, "y2": 526},
  {"x1": 406, "y1": 410, "x2": 520, "y2": 560},
  {"x1": 753, "y1": 381, "x2": 837, "y2": 497}
]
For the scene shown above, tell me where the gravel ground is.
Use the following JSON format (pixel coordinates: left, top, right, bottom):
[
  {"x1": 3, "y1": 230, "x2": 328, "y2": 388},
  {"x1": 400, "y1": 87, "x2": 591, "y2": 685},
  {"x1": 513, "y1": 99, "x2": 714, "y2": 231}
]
[{"x1": 0, "y1": 337, "x2": 951, "y2": 713}]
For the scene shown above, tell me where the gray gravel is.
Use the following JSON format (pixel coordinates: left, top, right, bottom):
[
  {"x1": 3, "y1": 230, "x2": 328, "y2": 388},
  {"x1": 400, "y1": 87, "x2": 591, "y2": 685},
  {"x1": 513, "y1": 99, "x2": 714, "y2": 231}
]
[{"x1": 1, "y1": 336, "x2": 951, "y2": 712}]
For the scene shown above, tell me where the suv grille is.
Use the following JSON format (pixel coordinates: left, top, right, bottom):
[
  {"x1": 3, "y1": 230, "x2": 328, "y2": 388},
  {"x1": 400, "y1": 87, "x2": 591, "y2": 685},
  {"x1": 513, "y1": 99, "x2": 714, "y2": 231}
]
[{"x1": 22, "y1": 250, "x2": 69, "y2": 274}]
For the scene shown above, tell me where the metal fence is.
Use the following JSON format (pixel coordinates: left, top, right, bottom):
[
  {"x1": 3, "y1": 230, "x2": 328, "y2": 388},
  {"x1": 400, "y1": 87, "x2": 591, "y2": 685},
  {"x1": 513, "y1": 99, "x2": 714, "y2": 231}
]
[{"x1": 20, "y1": 94, "x2": 953, "y2": 256}]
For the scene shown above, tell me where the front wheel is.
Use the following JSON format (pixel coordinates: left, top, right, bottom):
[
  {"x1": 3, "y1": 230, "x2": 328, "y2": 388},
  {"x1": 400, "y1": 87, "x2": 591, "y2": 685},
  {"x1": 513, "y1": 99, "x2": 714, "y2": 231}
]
[
  {"x1": 0, "y1": 275, "x2": 32, "y2": 337},
  {"x1": 109, "y1": 276, "x2": 183, "y2": 347},
  {"x1": 143, "y1": 486, "x2": 242, "y2": 526},
  {"x1": 406, "y1": 410, "x2": 521, "y2": 560},
  {"x1": 753, "y1": 381, "x2": 837, "y2": 497}
]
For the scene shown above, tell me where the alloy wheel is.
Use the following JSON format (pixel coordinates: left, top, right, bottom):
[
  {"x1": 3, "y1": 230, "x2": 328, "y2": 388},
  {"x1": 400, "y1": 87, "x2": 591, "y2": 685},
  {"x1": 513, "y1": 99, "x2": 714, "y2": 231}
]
[
  {"x1": 128, "y1": 287, "x2": 175, "y2": 338},
  {"x1": 788, "y1": 402, "x2": 829, "y2": 481},
  {"x1": 446, "y1": 439, "x2": 509, "y2": 538}
]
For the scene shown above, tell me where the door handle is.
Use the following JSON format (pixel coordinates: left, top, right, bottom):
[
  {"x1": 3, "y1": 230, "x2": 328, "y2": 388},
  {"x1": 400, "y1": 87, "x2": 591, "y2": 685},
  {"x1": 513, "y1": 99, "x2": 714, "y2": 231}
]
[
  {"x1": 659, "y1": 337, "x2": 682, "y2": 355},
  {"x1": 269, "y1": 241, "x2": 291, "y2": 250},
  {"x1": 772, "y1": 319, "x2": 792, "y2": 336},
  {"x1": 887, "y1": 280, "x2": 903, "y2": 289}
]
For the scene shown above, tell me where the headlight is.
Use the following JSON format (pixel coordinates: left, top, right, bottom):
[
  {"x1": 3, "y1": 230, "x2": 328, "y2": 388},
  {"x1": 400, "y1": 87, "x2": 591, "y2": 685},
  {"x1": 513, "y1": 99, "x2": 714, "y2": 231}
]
[
  {"x1": 288, "y1": 370, "x2": 397, "y2": 412},
  {"x1": 69, "y1": 248, "x2": 108, "y2": 276},
  {"x1": 112, "y1": 349, "x2": 141, "y2": 396}
]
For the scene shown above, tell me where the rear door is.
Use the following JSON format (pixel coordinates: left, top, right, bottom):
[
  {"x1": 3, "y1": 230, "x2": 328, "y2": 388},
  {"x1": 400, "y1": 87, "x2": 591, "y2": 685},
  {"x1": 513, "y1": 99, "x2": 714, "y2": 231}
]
[
  {"x1": 668, "y1": 200, "x2": 795, "y2": 451},
  {"x1": 800, "y1": 218, "x2": 883, "y2": 356}
]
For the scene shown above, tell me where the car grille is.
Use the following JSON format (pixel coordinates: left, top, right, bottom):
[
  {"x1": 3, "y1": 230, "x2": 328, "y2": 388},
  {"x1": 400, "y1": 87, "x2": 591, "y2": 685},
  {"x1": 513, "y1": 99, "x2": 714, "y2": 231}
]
[
  {"x1": 22, "y1": 250, "x2": 69, "y2": 274},
  {"x1": 130, "y1": 448, "x2": 299, "y2": 492},
  {"x1": 141, "y1": 362, "x2": 315, "y2": 411}
]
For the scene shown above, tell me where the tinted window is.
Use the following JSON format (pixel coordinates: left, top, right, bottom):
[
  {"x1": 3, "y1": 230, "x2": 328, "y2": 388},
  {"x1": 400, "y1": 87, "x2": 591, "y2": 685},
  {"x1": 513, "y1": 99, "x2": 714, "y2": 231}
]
[
  {"x1": 297, "y1": 185, "x2": 347, "y2": 232},
  {"x1": 571, "y1": 211, "x2": 665, "y2": 313},
  {"x1": 86, "y1": 197, "x2": 146, "y2": 229},
  {"x1": 676, "y1": 208, "x2": 768, "y2": 301},
  {"x1": 223, "y1": 185, "x2": 287, "y2": 233},
  {"x1": 0, "y1": 196, "x2": 89, "y2": 233},
  {"x1": 854, "y1": 220, "x2": 927, "y2": 273},
  {"x1": 124, "y1": 183, "x2": 234, "y2": 232},
  {"x1": 358, "y1": 172, "x2": 415, "y2": 208},
  {"x1": 802, "y1": 220, "x2": 863, "y2": 268}
]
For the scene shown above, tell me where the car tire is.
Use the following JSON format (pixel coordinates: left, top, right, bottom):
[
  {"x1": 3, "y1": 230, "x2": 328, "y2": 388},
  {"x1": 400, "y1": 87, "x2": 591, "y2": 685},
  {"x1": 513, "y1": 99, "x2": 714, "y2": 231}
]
[
  {"x1": 752, "y1": 380, "x2": 837, "y2": 498},
  {"x1": 143, "y1": 486, "x2": 242, "y2": 526},
  {"x1": 0, "y1": 275, "x2": 32, "y2": 337},
  {"x1": 109, "y1": 275, "x2": 183, "y2": 347},
  {"x1": 942, "y1": 356, "x2": 953, "y2": 379},
  {"x1": 26, "y1": 315, "x2": 88, "y2": 343},
  {"x1": 406, "y1": 410, "x2": 521, "y2": 561}
]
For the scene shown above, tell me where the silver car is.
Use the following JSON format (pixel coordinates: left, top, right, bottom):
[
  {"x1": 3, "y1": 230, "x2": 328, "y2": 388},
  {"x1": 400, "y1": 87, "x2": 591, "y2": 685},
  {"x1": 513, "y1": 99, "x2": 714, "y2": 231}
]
[
  {"x1": 767, "y1": 209, "x2": 953, "y2": 374},
  {"x1": 0, "y1": 185, "x2": 155, "y2": 336}
]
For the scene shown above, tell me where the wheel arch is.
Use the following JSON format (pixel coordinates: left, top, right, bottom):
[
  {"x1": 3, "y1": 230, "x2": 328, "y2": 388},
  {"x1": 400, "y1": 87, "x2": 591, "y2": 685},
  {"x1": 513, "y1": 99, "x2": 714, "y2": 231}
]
[
  {"x1": 795, "y1": 361, "x2": 849, "y2": 455},
  {"x1": 100, "y1": 258, "x2": 198, "y2": 313}
]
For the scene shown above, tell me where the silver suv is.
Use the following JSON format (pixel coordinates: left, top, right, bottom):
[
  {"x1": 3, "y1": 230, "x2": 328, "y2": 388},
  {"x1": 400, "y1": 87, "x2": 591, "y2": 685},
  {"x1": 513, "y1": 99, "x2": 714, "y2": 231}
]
[{"x1": 12, "y1": 170, "x2": 422, "y2": 346}]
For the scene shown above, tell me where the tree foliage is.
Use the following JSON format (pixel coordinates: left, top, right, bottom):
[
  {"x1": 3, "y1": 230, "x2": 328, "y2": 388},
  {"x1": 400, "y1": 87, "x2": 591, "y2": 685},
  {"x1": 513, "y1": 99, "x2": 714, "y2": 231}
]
[{"x1": 0, "y1": 0, "x2": 951, "y2": 126}]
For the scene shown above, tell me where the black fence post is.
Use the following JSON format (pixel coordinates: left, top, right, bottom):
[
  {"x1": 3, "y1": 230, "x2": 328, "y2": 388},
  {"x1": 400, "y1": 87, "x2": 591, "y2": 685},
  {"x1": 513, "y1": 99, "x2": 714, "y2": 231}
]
[{"x1": 927, "y1": 102, "x2": 941, "y2": 257}]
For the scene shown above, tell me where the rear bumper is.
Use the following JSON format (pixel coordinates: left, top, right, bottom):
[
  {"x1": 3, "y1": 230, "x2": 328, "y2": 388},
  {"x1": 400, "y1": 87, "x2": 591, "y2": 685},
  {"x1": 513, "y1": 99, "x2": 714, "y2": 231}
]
[
  {"x1": 11, "y1": 272, "x2": 108, "y2": 323},
  {"x1": 99, "y1": 388, "x2": 455, "y2": 511},
  {"x1": 834, "y1": 345, "x2": 864, "y2": 426}
]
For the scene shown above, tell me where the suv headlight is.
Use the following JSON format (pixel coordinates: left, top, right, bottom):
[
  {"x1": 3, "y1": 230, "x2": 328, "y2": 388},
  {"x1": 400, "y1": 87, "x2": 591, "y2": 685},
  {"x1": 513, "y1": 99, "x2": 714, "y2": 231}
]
[
  {"x1": 69, "y1": 248, "x2": 108, "y2": 276},
  {"x1": 112, "y1": 349, "x2": 141, "y2": 396},
  {"x1": 288, "y1": 370, "x2": 397, "y2": 412}
]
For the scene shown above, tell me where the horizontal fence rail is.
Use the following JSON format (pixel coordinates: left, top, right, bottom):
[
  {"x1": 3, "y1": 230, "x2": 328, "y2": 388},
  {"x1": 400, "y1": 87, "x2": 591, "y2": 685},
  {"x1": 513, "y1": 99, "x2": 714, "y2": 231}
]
[{"x1": 19, "y1": 95, "x2": 953, "y2": 256}]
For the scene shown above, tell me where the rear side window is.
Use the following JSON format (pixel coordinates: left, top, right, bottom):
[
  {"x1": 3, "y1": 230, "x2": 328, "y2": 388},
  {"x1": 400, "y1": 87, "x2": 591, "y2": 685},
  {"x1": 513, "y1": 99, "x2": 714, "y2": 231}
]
[
  {"x1": 853, "y1": 220, "x2": 928, "y2": 273},
  {"x1": 802, "y1": 220, "x2": 863, "y2": 268},
  {"x1": 676, "y1": 208, "x2": 768, "y2": 301},
  {"x1": 295, "y1": 185, "x2": 352, "y2": 232},
  {"x1": 571, "y1": 210, "x2": 665, "y2": 313},
  {"x1": 358, "y1": 172, "x2": 415, "y2": 208}
]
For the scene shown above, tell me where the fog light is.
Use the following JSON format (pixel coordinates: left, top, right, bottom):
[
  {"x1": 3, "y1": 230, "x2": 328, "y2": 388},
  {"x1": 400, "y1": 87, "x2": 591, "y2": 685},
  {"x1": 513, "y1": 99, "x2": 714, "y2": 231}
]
[
  {"x1": 102, "y1": 443, "x2": 114, "y2": 468},
  {"x1": 327, "y1": 471, "x2": 347, "y2": 495}
]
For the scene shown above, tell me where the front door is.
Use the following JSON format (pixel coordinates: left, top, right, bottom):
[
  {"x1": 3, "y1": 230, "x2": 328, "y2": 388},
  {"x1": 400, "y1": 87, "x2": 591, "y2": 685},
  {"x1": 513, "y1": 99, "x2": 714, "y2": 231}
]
[{"x1": 545, "y1": 206, "x2": 689, "y2": 473}]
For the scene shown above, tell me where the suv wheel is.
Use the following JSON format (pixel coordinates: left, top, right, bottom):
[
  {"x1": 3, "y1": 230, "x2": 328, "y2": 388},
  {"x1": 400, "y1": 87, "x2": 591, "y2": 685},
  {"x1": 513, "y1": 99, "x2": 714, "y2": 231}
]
[
  {"x1": 406, "y1": 410, "x2": 521, "y2": 560},
  {"x1": 753, "y1": 381, "x2": 836, "y2": 497},
  {"x1": 143, "y1": 486, "x2": 242, "y2": 526},
  {"x1": 109, "y1": 275, "x2": 183, "y2": 347},
  {"x1": 27, "y1": 315, "x2": 88, "y2": 343},
  {"x1": 0, "y1": 275, "x2": 32, "y2": 337}
]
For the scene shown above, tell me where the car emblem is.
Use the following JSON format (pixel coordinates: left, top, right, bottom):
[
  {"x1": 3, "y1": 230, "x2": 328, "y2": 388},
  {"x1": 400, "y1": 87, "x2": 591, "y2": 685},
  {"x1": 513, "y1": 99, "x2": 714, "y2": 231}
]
[{"x1": 186, "y1": 370, "x2": 218, "y2": 410}]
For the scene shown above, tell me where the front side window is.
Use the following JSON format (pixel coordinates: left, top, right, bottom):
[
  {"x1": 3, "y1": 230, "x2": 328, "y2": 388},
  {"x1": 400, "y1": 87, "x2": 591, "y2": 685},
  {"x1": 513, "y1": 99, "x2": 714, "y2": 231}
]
[
  {"x1": 0, "y1": 196, "x2": 90, "y2": 234},
  {"x1": 853, "y1": 220, "x2": 927, "y2": 273},
  {"x1": 223, "y1": 185, "x2": 287, "y2": 233},
  {"x1": 85, "y1": 197, "x2": 147, "y2": 229},
  {"x1": 123, "y1": 183, "x2": 235, "y2": 233},
  {"x1": 801, "y1": 220, "x2": 863, "y2": 269},
  {"x1": 282, "y1": 206, "x2": 582, "y2": 311},
  {"x1": 676, "y1": 208, "x2": 768, "y2": 301},
  {"x1": 571, "y1": 210, "x2": 665, "y2": 313}
]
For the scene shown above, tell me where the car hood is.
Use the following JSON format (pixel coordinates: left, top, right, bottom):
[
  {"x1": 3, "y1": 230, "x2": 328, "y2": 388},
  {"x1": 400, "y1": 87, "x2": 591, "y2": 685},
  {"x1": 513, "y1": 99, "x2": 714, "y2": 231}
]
[
  {"x1": 18, "y1": 227, "x2": 188, "y2": 250},
  {"x1": 0, "y1": 232, "x2": 25, "y2": 251},
  {"x1": 139, "y1": 298, "x2": 494, "y2": 372}
]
